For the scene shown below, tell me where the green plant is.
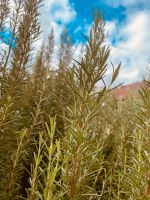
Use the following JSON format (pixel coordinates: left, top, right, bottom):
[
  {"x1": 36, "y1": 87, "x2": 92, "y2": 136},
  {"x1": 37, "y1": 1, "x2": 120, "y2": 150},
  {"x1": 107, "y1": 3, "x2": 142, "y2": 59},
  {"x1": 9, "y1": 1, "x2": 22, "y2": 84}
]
[{"x1": 1, "y1": 1, "x2": 150, "y2": 199}]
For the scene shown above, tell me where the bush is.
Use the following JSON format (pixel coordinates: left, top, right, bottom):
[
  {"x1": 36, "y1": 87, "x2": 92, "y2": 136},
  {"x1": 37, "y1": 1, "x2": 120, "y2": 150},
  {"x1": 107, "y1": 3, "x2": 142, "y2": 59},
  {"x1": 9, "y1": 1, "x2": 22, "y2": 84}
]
[{"x1": 0, "y1": 1, "x2": 150, "y2": 199}]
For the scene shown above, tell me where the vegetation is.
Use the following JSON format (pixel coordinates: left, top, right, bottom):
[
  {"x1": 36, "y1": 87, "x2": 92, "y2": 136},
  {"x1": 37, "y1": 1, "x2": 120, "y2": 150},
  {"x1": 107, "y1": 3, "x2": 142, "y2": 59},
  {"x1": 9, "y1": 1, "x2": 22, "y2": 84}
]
[{"x1": 0, "y1": 1, "x2": 150, "y2": 199}]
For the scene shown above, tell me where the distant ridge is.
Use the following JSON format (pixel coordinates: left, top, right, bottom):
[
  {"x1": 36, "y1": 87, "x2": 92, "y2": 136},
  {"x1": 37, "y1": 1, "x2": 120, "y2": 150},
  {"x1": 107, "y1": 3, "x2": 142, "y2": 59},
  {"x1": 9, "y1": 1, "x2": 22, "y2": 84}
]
[{"x1": 113, "y1": 82, "x2": 143, "y2": 100}]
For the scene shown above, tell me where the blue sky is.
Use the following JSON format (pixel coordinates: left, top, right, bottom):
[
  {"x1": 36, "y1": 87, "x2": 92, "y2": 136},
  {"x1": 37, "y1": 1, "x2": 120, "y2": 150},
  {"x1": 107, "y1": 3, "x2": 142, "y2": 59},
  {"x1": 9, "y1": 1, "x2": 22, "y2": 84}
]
[{"x1": 39, "y1": 0, "x2": 150, "y2": 84}]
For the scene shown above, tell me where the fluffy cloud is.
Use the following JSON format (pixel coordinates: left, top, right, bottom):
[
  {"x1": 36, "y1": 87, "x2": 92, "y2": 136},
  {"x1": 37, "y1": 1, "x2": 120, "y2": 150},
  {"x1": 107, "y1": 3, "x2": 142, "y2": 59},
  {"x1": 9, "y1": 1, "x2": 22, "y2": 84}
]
[
  {"x1": 107, "y1": 11, "x2": 150, "y2": 84},
  {"x1": 40, "y1": 0, "x2": 76, "y2": 41},
  {"x1": 119, "y1": 12, "x2": 150, "y2": 51},
  {"x1": 48, "y1": 0, "x2": 76, "y2": 24}
]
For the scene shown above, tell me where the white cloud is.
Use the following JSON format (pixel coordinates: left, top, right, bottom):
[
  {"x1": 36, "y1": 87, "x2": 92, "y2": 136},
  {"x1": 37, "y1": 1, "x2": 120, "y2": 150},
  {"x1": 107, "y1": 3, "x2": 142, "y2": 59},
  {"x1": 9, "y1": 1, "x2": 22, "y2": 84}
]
[
  {"x1": 107, "y1": 11, "x2": 150, "y2": 84},
  {"x1": 119, "y1": 68, "x2": 139, "y2": 81},
  {"x1": 73, "y1": 42, "x2": 84, "y2": 61},
  {"x1": 42, "y1": 0, "x2": 76, "y2": 26},
  {"x1": 105, "y1": 21, "x2": 116, "y2": 35},
  {"x1": 39, "y1": 0, "x2": 76, "y2": 41},
  {"x1": 120, "y1": 12, "x2": 150, "y2": 51},
  {"x1": 106, "y1": 0, "x2": 149, "y2": 7},
  {"x1": 44, "y1": 0, "x2": 76, "y2": 23}
]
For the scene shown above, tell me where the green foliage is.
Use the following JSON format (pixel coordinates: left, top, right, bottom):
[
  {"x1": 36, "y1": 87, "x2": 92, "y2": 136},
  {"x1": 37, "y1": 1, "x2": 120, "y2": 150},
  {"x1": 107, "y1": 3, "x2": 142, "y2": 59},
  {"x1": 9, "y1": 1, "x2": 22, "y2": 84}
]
[
  {"x1": 0, "y1": 2, "x2": 150, "y2": 200},
  {"x1": 27, "y1": 117, "x2": 61, "y2": 200}
]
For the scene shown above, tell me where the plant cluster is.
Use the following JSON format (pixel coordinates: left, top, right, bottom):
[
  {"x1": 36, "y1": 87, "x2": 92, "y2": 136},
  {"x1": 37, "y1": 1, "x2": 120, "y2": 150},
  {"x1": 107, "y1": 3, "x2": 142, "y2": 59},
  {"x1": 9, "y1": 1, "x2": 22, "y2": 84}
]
[{"x1": 0, "y1": 1, "x2": 150, "y2": 199}]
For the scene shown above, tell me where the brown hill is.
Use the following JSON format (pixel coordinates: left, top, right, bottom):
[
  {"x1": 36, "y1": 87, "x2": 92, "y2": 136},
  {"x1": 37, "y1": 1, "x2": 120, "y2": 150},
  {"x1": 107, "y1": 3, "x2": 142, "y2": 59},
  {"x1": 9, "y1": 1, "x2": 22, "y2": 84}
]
[{"x1": 113, "y1": 82, "x2": 143, "y2": 100}]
